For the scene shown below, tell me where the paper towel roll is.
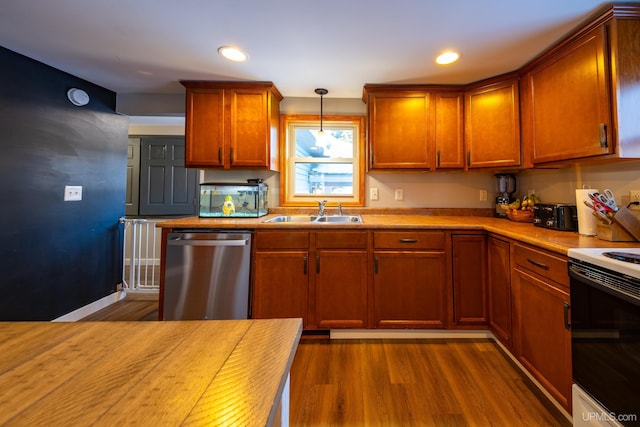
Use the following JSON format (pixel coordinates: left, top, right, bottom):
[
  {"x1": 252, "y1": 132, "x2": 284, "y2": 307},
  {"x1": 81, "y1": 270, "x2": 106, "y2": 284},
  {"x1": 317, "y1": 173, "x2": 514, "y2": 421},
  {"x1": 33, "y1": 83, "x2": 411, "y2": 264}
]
[{"x1": 576, "y1": 188, "x2": 598, "y2": 236}]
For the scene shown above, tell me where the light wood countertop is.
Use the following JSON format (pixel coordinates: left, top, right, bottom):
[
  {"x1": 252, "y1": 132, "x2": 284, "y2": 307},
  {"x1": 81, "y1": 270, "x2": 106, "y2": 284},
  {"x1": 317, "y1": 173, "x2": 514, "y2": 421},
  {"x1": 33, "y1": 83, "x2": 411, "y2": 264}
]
[
  {"x1": 0, "y1": 318, "x2": 302, "y2": 426},
  {"x1": 156, "y1": 214, "x2": 640, "y2": 256}
]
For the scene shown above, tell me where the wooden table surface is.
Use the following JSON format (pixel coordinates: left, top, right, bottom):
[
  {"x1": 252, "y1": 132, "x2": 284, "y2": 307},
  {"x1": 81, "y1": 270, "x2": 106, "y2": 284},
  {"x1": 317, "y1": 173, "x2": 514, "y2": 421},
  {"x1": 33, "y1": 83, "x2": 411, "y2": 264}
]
[{"x1": 0, "y1": 318, "x2": 302, "y2": 426}]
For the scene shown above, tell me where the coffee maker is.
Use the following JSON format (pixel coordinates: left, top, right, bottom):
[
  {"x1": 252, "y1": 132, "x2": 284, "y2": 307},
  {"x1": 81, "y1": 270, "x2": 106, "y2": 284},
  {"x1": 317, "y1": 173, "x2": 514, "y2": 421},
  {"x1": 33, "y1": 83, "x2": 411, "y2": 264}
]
[{"x1": 495, "y1": 174, "x2": 516, "y2": 217}]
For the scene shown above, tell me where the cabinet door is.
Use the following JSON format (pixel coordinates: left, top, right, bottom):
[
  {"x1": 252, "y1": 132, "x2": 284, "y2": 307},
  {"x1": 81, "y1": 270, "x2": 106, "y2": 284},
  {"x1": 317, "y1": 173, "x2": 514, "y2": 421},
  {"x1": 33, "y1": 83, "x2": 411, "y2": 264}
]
[
  {"x1": 228, "y1": 89, "x2": 270, "y2": 168},
  {"x1": 512, "y1": 269, "x2": 572, "y2": 411},
  {"x1": 465, "y1": 79, "x2": 521, "y2": 168},
  {"x1": 313, "y1": 250, "x2": 368, "y2": 329},
  {"x1": 373, "y1": 251, "x2": 447, "y2": 329},
  {"x1": 368, "y1": 93, "x2": 431, "y2": 169},
  {"x1": 487, "y1": 236, "x2": 511, "y2": 347},
  {"x1": 452, "y1": 234, "x2": 487, "y2": 326},
  {"x1": 434, "y1": 92, "x2": 464, "y2": 169},
  {"x1": 253, "y1": 251, "x2": 308, "y2": 326},
  {"x1": 527, "y1": 26, "x2": 612, "y2": 163},
  {"x1": 184, "y1": 88, "x2": 225, "y2": 168}
]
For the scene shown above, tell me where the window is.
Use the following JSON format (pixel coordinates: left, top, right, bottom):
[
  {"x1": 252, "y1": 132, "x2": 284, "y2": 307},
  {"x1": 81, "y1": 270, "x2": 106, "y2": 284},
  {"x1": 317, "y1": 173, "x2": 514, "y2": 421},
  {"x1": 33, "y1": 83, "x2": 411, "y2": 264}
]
[{"x1": 281, "y1": 115, "x2": 364, "y2": 206}]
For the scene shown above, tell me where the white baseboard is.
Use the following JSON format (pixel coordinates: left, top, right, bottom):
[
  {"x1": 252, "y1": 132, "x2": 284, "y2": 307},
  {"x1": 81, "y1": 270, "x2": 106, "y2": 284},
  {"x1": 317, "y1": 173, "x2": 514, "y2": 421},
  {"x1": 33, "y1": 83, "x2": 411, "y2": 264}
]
[
  {"x1": 330, "y1": 329, "x2": 493, "y2": 339},
  {"x1": 52, "y1": 290, "x2": 127, "y2": 322}
]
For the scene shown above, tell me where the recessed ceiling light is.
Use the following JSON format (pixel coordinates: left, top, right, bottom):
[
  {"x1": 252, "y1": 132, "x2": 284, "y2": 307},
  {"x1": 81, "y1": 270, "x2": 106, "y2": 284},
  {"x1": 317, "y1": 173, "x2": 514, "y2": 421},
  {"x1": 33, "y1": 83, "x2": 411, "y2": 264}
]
[
  {"x1": 218, "y1": 46, "x2": 248, "y2": 62},
  {"x1": 435, "y1": 51, "x2": 460, "y2": 65}
]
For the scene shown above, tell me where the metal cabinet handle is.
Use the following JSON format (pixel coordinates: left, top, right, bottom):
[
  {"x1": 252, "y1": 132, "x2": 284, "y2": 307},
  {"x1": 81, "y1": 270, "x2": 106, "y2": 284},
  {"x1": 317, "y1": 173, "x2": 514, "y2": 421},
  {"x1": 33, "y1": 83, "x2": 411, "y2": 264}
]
[
  {"x1": 230, "y1": 147, "x2": 234, "y2": 165},
  {"x1": 599, "y1": 123, "x2": 607, "y2": 148},
  {"x1": 437, "y1": 150, "x2": 441, "y2": 168},
  {"x1": 217, "y1": 147, "x2": 223, "y2": 164},
  {"x1": 316, "y1": 256, "x2": 320, "y2": 274},
  {"x1": 399, "y1": 239, "x2": 418, "y2": 243},
  {"x1": 303, "y1": 256, "x2": 308, "y2": 275},
  {"x1": 374, "y1": 256, "x2": 379, "y2": 274},
  {"x1": 527, "y1": 258, "x2": 549, "y2": 270},
  {"x1": 467, "y1": 151, "x2": 471, "y2": 167},
  {"x1": 563, "y1": 301, "x2": 571, "y2": 330}
]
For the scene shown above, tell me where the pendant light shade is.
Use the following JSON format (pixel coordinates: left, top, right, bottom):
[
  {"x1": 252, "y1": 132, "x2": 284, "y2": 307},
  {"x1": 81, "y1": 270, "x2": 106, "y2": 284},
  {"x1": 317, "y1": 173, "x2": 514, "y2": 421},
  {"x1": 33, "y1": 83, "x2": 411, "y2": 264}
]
[{"x1": 315, "y1": 88, "x2": 328, "y2": 136}]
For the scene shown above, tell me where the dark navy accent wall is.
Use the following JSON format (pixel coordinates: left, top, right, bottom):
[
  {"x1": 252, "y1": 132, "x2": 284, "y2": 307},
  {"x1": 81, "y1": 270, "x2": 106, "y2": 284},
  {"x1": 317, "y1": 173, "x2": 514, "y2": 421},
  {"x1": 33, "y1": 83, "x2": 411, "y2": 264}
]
[{"x1": 0, "y1": 46, "x2": 129, "y2": 320}]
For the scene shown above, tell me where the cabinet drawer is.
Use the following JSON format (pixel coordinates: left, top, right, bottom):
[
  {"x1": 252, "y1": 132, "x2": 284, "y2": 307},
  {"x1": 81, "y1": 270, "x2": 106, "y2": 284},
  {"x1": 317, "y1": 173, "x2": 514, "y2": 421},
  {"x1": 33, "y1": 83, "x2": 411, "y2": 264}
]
[
  {"x1": 373, "y1": 231, "x2": 445, "y2": 250},
  {"x1": 514, "y1": 243, "x2": 568, "y2": 288},
  {"x1": 255, "y1": 231, "x2": 309, "y2": 250},
  {"x1": 315, "y1": 231, "x2": 368, "y2": 249}
]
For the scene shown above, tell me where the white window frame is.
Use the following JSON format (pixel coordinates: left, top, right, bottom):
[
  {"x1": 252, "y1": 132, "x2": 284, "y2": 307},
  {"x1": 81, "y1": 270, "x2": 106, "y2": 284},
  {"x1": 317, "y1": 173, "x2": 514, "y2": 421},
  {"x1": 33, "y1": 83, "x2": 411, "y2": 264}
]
[{"x1": 280, "y1": 114, "x2": 365, "y2": 207}]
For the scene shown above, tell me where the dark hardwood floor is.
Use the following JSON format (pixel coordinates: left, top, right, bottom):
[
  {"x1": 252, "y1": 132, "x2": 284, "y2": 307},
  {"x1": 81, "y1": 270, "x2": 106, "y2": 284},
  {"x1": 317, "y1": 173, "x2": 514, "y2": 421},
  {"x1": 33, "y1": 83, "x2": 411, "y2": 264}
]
[{"x1": 80, "y1": 298, "x2": 570, "y2": 426}]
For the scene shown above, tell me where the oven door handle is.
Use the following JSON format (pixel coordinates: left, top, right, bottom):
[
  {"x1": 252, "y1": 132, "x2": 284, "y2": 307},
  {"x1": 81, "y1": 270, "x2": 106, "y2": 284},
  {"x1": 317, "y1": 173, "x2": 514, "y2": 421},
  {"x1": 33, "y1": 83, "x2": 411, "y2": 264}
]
[{"x1": 563, "y1": 301, "x2": 571, "y2": 330}]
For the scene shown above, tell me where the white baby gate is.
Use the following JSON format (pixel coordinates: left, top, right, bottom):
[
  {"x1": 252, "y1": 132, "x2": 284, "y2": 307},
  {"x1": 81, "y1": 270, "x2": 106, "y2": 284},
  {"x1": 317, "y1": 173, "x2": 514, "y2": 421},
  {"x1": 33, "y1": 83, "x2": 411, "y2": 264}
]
[{"x1": 120, "y1": 218, "x2": 161, "y2": 291}]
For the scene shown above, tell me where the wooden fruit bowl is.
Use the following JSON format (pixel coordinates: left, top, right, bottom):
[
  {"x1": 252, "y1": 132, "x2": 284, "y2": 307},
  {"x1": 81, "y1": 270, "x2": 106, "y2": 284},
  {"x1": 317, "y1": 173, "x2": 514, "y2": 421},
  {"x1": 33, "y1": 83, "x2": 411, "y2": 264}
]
[{"x1": 506, "y1": 208, "x2": 534, "y2": 223}]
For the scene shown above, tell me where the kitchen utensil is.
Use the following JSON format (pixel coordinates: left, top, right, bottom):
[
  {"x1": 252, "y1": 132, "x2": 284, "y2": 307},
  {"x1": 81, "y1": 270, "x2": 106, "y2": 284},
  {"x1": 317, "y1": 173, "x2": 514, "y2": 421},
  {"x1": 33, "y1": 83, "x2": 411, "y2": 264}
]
[{"x1": 593, "y1": 189, "x2": 618, "y2": 211}]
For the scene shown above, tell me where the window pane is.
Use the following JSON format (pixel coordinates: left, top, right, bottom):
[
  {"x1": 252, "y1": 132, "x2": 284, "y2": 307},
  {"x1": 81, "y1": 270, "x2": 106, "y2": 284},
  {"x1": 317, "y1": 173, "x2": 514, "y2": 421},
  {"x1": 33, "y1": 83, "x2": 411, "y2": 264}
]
[
  {"x1": 294, "y1": 162, "x2": 353, "y2": 195},
  {"x1": 294, "y1": 128, "x2": 353, "y2": 159}
]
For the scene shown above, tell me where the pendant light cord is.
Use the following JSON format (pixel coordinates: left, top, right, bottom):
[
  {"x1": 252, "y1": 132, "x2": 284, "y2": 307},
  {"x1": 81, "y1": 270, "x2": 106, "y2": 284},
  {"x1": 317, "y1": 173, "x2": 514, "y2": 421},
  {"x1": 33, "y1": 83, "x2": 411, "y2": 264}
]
[{"x1": 315, "y1": 88, "x2": 328, "y2": 135}]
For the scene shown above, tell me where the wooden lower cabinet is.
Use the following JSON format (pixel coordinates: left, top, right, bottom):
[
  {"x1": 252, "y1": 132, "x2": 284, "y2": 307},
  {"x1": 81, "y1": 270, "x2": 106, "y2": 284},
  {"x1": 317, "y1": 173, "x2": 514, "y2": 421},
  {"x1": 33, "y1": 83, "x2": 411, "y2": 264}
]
[
  {"x1": 373, "y1": 251, "x2": 447, "y2": 328},
  {"x1": 312, "y1": 250, "x2": 368, "y2": 329},
  {"x1": 253, "y1": 251, "x2": 308, "y2": 325},
  {"x1": 487, "y1": 236, "x2": 512, "y2": 347},
  {"x1": 451, "y1": 234, "x2": 487, "y2": 327},
  {"x1": 512, "y1": 268, "x2": 572, "y2": 411}
]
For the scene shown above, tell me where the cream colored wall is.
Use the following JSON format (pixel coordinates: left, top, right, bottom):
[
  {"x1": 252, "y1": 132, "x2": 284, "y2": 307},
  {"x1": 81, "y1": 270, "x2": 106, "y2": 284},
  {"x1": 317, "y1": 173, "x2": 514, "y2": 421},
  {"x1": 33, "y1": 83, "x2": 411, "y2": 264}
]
[{"x1": 517, "y1": 161, "x2": 640, "y2": 209}]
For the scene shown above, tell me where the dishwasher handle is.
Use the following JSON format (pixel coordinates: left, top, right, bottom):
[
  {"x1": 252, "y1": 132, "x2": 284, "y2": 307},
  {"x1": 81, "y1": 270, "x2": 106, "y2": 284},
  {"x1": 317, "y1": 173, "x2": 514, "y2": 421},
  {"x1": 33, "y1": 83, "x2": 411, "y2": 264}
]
[{"x1": 167, "y1": 238, "x2": 249, "y2": 247}]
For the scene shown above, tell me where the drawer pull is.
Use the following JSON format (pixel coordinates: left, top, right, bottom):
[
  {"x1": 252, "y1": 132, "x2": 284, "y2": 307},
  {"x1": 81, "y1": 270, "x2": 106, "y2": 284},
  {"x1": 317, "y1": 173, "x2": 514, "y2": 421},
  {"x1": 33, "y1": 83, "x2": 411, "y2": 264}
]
[
  {"x1": 563, "y1": 301, "x2": 571, "y2": 330},
  {"x1": 399, "y1": 239, "x2": 418, "y2": 243},
  {"x1": 303, "y1": 256, "x2": 307, "y2": 275},
  {"x1": 527, "y1": 258, "x2": 549, "y2": 270},
  {"x1": 316, "y1": 255, "x2": 320, "y2": 274},
  {"x1": 217, "y1": 147, "x2": 223, "y2": 165}
]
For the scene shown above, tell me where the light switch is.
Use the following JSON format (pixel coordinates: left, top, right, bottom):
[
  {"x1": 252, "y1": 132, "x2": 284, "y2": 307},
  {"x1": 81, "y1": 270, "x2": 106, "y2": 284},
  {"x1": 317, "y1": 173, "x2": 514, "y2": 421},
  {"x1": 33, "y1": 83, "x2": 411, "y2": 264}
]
[
  {"x1": 479, "y1": 189, "x2": 488, "y2": 201},
  {"x1": 395, "y1": 189, "x2": 404, "y2": 201},
  {"x1": 370, "y1": 188, "x2": 379, "y2": 201},
  {"x1": 64, "y1": 185, "x2": 83, "y2": 201}
]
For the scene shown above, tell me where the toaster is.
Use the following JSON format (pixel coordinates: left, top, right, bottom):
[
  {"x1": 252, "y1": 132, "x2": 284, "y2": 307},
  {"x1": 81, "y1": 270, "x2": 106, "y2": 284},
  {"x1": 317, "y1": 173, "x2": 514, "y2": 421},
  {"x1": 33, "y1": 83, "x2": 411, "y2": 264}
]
[{"x1": 533, "y1": 203, "x2": 578, "y2": 231}]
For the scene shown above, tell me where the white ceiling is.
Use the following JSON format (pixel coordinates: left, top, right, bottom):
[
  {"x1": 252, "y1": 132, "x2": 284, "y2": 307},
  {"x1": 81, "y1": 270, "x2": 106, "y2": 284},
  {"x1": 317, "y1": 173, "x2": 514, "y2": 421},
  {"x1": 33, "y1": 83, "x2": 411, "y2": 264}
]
[{"x1": 0, "y1": 0, "x2": 631, "y2": 99}]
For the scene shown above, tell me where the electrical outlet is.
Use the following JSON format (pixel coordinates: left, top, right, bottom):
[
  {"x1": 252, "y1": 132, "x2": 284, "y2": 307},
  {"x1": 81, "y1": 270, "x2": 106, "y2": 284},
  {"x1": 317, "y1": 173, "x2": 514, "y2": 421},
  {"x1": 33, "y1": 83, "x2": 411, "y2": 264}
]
[
  {"x1": 370, "y1": 188, "x2": 379, "y2": 201},
  {"x1": 394, "y1": 189, "x2": 404, "y2": 201},
  {"x1": 479, "y1": 189, "x2": 488, "y2": 201},
  {"x1": 630, "y1": 190, "x2": 640, "y2": 203},
  {"x1": 64, "y1": 185, "x2": 82, "y2": 201}
]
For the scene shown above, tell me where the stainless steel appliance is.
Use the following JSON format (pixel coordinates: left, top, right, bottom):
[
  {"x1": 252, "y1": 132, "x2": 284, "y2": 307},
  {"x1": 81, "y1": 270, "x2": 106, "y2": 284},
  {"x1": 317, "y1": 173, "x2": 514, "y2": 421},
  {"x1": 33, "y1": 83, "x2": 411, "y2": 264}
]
[
  {"x1": 568, "y1": 247, "x2": 640, "y2": 427},
  {"x1": 495, "y1": 174, "x2": 516, "y2": 217},
  {"x1": 533, "y1": 203, "x2": 578, "y2": 231},
  {"x1": 163, "y1": 230, "x2": 252, "y2": 320}
]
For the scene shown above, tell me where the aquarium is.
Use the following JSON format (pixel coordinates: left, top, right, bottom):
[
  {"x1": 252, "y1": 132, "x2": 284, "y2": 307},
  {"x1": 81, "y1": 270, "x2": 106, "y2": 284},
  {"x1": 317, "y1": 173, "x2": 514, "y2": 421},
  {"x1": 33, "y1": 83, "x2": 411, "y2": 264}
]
[{"x1": 199, "y1": 181, "x2": 268, "y2": 218}]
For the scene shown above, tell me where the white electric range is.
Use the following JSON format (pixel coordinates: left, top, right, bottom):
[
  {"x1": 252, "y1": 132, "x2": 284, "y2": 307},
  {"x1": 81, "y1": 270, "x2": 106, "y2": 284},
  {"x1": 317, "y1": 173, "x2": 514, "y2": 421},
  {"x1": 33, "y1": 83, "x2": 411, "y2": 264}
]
[{"x1": 568, "y1": 247, "x2": 640, "y2": 427}]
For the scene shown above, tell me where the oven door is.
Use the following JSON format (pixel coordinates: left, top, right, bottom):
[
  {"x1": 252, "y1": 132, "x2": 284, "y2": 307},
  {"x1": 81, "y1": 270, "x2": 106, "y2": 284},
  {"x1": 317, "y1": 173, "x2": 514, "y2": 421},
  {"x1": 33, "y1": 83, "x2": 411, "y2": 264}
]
[{"x1": 569, "y1": 261, "x2": 640, "y2": 426}]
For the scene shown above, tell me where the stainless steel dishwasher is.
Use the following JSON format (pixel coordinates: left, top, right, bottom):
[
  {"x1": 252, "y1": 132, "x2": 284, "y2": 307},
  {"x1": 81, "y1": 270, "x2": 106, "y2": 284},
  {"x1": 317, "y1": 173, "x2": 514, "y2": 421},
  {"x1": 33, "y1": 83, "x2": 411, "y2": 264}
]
[{"x1": 163, "y1": 230, "x2": 252, "y2": 320}]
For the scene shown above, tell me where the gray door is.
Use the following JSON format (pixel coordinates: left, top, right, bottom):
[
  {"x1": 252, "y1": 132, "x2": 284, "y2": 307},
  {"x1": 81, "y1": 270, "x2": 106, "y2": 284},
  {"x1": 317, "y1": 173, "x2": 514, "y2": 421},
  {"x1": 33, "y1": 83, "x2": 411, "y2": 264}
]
[{"x1": 139, "y1": 136, "x2": 197, "y2": 216}]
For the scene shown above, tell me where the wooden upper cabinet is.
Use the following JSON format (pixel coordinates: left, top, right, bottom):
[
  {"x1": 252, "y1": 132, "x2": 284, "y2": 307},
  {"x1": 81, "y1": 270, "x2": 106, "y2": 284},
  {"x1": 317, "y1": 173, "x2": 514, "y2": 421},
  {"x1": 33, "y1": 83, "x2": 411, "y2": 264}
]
[
  {"x1": 434, "y1": 92, "x2": 465, "y2": 169},
  {"x1": 367, "y1": 91, "x2": 431, "y2": 169},
  {"x1": 181, "y1": 81, "x2": 282, "y2": 170},
  {"x1": 522, "y1": 9, "x2": 640, "y2": 164},
  {"x1": 523, "y1": 26, "x2": 611, "y2": 164},
  {"x1": 364, "y1": 86, "x2": 464, "y2": 171},
  {"x1": 465, "y1": 77, "x2": 521, "y2": 169}
]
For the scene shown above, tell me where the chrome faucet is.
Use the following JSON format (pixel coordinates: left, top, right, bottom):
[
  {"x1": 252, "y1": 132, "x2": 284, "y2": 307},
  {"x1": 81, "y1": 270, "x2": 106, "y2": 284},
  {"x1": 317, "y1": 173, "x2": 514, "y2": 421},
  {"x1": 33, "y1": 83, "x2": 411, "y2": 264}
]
[
  {"x1": 317, "y1": 200, "x2": 327, "y2": 216},
  {"x1": 337, "y1": 203, "x2": 343, "y2": 215}
]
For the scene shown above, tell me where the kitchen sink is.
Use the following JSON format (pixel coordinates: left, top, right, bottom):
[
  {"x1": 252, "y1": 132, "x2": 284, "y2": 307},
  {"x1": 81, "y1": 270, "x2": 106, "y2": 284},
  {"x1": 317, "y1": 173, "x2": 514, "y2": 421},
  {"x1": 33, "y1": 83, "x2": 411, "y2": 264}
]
[
  {"x1": 313, "y1": 215, "x2": 363, "y2": 223},
  {"x1": 263, "y1": 215, "x2": 363, "y2": 224},
  {"x1": 262, "y1": 215, "x2": 319, "y2": 223}
]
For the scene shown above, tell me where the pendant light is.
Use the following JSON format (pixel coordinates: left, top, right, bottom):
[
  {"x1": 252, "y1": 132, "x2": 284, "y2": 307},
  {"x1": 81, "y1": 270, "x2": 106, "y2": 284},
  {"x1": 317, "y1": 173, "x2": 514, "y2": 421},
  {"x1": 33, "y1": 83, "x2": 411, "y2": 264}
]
[{"x1": 315, "y1": 88, "x2": 328, "y2": 136}]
